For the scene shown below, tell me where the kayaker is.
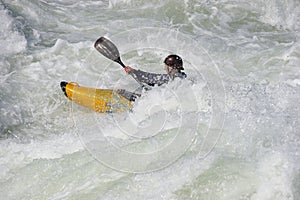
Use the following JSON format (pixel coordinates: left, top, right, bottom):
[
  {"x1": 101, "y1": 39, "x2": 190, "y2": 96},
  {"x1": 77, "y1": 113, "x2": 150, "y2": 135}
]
[{"x1": 124, "y1": 54, "x2": 187, "y2": 88}]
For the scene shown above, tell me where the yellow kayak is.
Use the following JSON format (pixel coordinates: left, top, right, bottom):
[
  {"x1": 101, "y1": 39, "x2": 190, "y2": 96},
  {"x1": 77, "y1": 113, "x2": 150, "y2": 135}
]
[{"x1": 60, "y1": 81, "x2": 139, "y2": 113}]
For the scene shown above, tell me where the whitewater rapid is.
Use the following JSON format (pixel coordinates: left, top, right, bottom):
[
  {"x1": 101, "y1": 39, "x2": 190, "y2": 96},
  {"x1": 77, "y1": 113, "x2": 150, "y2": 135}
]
[{"x1": 0, "y1": 0, "x2": 299, "y2": 199}]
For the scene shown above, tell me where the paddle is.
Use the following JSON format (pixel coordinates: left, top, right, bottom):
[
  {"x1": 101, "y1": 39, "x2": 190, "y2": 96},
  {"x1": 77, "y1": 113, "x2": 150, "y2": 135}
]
[
  {"x1": 94, "y1": 36, "x2": 148, "y2": 91},
  {"x1": 94, "y1": 37, "x2": 126, "y2": 68}
]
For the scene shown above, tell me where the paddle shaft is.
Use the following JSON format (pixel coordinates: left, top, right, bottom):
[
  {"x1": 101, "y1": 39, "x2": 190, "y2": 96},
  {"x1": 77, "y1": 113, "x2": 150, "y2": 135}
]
[{"x1": 115, "y1": 57, "x2": 126, "y2": 68}]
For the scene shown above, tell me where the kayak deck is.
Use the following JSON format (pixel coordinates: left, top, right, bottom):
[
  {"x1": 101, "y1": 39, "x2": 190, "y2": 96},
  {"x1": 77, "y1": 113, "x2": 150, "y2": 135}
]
[{"x1": 60, "y1": 81, "x2": 134, "y2": 113}]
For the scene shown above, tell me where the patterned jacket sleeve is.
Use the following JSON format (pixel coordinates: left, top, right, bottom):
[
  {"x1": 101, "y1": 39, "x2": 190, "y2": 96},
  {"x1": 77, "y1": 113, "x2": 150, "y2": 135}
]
[{"x1": 129, "y1": 69, "x2": 170, "y2": 87}]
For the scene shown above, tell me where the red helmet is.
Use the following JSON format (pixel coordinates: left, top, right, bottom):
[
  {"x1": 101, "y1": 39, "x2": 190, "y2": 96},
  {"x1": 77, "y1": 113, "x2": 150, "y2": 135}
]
[{"x1": 164, "y1": 55, "x2": 184, "y2": 70}]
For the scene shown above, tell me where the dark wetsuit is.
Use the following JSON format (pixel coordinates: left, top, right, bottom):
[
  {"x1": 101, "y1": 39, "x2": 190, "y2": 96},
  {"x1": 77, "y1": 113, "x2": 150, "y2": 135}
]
[
  {"x1": 117, "y1": 69, "x2": 187, "y2": 101},
  {"x1": 128, "y1": 69, "x2": 187, "y2": 87}
]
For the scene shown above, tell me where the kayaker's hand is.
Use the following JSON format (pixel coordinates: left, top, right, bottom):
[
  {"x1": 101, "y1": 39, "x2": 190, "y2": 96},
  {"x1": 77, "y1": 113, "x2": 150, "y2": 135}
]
[{"x1": 124, "y1": 66, "x2": 132, "y2": 73}]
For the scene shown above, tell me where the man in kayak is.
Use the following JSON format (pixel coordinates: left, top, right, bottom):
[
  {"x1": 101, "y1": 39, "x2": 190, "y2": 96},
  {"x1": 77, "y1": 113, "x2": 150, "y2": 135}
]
[
  {"x1": 115, "y1": 55, "x2": 186, "y2": 102},
  {"x1": 124, "y1": 54, "x2": 187, "y2": 88}
]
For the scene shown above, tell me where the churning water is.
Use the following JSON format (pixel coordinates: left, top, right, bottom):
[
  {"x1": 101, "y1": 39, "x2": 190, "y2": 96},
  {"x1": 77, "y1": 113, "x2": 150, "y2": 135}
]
[{"x1": 0, "y1": 0, "x2": 299, "y2": 199}]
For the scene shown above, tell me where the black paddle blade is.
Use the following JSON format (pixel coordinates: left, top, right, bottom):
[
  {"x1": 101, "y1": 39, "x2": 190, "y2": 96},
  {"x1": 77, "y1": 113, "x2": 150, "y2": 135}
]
[{"x1": 94, "y1": 37, "x2": 125, "y2": 67}]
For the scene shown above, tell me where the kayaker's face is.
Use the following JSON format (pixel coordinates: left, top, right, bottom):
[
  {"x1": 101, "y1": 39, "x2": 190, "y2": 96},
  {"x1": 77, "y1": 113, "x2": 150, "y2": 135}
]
[
  {"x1": 164, "y1": 64, "x2": 178, "y2": 75},
  {"x1": 164, "y1": 64, "x2": 172, "y2": 74},
  {"x1": 164, "y1": 64, "x2": 168, "y2": 73}
]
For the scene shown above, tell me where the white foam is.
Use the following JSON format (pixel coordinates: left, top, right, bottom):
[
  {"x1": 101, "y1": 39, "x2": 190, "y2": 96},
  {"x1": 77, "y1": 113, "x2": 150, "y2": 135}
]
[
  {"x1": 0, "y1": 133, "x2": 83, "y2": 179},
  {"x1": 251, "y1": 0, "x2": 299, "y2": 30},
  {"x1": 254, "y1": 152, "x2": 294, "y2": 200},
  {"x1": 109, "y1": 0, "x2": 132, "y2": 8},
  {"x1": 285, "y1": 79, "x2": 300, "y2": 87},
  {"x1": 0, "y1": 7, "x2": 27, "y2": 56}
]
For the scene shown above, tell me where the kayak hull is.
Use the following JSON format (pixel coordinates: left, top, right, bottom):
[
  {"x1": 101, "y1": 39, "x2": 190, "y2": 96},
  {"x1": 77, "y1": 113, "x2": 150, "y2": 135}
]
[{"x1": 60, "y1": 81, "x2": 132, "y2": 113}]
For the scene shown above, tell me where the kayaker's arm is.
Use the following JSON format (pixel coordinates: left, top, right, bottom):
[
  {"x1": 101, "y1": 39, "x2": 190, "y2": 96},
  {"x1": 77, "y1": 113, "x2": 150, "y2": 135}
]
[{"x1": 125, "y1": 67, "x2": 169, "y2": 87}]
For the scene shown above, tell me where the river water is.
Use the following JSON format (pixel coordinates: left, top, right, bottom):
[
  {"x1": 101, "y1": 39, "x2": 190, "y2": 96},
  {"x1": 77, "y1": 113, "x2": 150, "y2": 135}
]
[{"x1": 0, "y1": 0, "x2": 299, "y2": 199}]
